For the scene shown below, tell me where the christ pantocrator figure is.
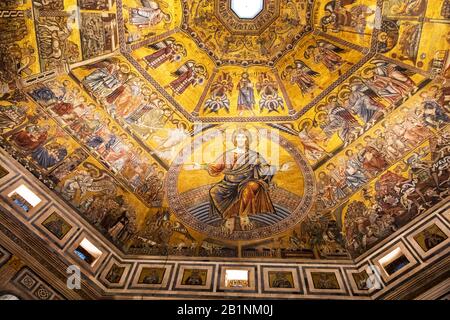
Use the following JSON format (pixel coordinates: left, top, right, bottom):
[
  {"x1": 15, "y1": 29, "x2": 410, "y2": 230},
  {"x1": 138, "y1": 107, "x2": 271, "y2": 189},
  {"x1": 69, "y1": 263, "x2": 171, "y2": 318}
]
[{"x1": 191, "y1": 128, "x2": 292, "y2": 233}]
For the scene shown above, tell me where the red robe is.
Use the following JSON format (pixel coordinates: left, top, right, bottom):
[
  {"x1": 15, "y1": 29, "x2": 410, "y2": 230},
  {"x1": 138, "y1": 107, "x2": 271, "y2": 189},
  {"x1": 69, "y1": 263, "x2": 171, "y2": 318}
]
[{"x1": 13, "y1": 129, "x2": 47, "y2": 151}]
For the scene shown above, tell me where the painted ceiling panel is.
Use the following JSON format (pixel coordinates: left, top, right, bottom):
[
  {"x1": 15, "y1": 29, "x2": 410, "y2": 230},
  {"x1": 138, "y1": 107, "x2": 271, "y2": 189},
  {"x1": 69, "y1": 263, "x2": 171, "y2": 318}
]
[{"x1": 0, "y1": 0, "x2": 449, "y2": 261}]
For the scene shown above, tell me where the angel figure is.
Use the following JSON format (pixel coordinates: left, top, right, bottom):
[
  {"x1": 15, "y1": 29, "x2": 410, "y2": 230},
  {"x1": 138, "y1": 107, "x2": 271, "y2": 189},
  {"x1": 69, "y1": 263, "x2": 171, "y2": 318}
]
[
  {"x1": 366, "y1": 60, "x2": 417, "y2": 103},
  {"x1": 320, "y1": 0, "x2": 375, "y2": 35},
  {"x1": 297, "y1": 120, "x2": 331, "y2": 163},
  {"x1": 319, "y1": 98, "x2": 360, "y2": 144},
  {"x1": 167, "y1": 61, "x2": 208, "y2": 95},
  {"x1": 389, "y1": 0, "x2": 427, "y2": 16},
  {"x1": 304, "y1": 40, "x2": 349, "y2": 75},
  {"x1": 204, "y1": 72, "x2": 233, "y2": 114},
  {"x1": 128, "y1": 0, "x2": 171, "y2": 28},
  {"x1": 151, "y1": 122, "x2": 191, "y2": 161},
  {"x1": 282, "y1": 60, "x2": 321, "y2": 96},
  {"x1": 143, "y1": 37, "x2": 186, "y2": 69},
  {"x1": 344, "y1": 79, "x2": 386, "y2": 125},
  {"x1": 397, "y1": 23, "x2": 421, "y2": 62},
  {"x1": 256, "y1": 73, "x2": 285, "y2": 113}
]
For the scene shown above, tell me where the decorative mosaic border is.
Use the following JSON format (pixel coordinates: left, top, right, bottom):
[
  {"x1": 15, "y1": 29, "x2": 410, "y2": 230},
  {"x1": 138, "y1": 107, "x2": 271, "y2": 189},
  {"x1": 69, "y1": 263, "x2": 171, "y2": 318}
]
[{"x1": 12, "y1": 267, "x2": 63, "y2": 300}]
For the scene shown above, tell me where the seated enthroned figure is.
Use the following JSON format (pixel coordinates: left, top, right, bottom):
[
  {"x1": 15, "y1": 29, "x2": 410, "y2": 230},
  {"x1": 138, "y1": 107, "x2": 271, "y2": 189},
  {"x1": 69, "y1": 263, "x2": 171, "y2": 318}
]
[{"x1": 194, "y1": 128, "x2": 291, "y2": 232}]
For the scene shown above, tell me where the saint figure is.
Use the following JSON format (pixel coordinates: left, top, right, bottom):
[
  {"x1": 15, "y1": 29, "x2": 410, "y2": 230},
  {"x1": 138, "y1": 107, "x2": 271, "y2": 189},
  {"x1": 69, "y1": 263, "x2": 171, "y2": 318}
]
[{"x1": 237, "y1": 72, "x2": 255, "y2": 116}]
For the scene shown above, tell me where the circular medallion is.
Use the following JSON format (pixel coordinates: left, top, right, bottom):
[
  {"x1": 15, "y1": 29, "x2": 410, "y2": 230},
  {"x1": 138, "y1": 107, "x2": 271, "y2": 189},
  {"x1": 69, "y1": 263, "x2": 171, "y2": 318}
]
[{"x1": 166, "y1": 126, "x2": 316, "y2": 241}]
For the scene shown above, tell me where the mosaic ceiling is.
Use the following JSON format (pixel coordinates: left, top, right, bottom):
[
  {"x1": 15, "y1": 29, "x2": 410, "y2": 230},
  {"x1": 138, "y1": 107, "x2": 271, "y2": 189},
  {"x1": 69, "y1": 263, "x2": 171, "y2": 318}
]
[{"x1": 0, "y1": 0, "x2": 449, "y2": 261}]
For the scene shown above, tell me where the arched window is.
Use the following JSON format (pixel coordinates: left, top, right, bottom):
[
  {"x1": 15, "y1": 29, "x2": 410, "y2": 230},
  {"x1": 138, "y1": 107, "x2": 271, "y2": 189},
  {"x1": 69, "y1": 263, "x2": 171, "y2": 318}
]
[{"x1": 0, "y1": 294, "x2": 20, "y2": 300}]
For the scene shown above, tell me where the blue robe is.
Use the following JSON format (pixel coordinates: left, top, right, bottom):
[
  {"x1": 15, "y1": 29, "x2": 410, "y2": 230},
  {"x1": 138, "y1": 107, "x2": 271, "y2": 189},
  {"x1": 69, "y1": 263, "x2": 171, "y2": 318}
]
[
  {"x1": 237, "y1": 80, "x2": 255, "y2": 111},
  {"x1": 345, "y1": 158, "x2": 367, "y2": 190},
  {"x1": 32, "y1": 145, "x2": 68, "y2": 169}
]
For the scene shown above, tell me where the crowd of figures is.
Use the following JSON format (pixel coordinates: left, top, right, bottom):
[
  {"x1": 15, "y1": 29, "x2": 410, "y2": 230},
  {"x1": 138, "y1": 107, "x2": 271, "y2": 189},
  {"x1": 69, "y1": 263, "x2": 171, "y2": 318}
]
[
  {"x1": 0, "y1": 93, "x2": 149, "y2": 249},
  {"x1": 316, "y1": 84, "x2": 449, "y2": 212},
  {"x1": 28, "y1": 76, "x2": 166, "y2": 207},
  {"x1": 2, "y1": 82, "x2": 448, "y2": 259},
  {"x1": 0, "y1": 55, "x2": 204, "y2": 255},
  {"x1": 314, "y1": 59, "x2": 420, "y2": 147},
  {"x1": 80, "y1": 12, "x2": 117, "y2": 60},
  {"x1": 281, "y1": 84, "x2": 450, "y2": 258},
  {"x1": 308, "y1": 79, "x2": 450, "y2": 256},
  {"x1": 127, "y1": 208, "x2": 238, "y2": 257},
  {"x1": 34, "y1": 8, "x2": 80, "y2": 71},
  {"x1": 138, "y1": 38, "x2": 210, "y2": 100},
  {"x1": 344, "y1": 129, "x2": 450, "y2": 255},
  {"x1": 0, "y1": 109, "x2": 138, "y2": 248},
  {"x1": 273, "y1": 58, "x2": 423, "y2": 168},
  {"x1": 61, "y1": 163, "x2": 139, "y2": 245},
  {"x1": 0, "y1": 64, "x2": 178, "y2": 251},
  {"x1": 281, "y1": 39, "x2": 353, "y2": 98},
  {"x1": 125, "y1": 0, "x2": 172, "y2": 44},
  {"x1": 78, "y1": 58, "x2": 191, "y2": 160},
  {"x1": 0, "y1": 13, "x2": 36, "y2": 95},
  {"x1": 0, "y1": 0, "x2": 449, "y2": 263}
]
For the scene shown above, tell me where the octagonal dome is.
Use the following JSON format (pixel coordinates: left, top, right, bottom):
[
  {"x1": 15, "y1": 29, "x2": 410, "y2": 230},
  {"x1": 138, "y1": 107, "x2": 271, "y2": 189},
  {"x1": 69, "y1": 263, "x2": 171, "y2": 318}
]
[{"x1": 2, "y1": 0, "x2": 447, "y2": 272}]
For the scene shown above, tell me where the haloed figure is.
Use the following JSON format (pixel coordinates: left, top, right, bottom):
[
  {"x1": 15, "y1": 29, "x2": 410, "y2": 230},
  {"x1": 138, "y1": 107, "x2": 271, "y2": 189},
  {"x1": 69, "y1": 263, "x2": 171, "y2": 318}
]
[
  {"x1": 193, "y1": 129, "x2": 290, "y2": 233},
  {"x1": 237, "y1": 72, "x2": 256, "y2": 116}
]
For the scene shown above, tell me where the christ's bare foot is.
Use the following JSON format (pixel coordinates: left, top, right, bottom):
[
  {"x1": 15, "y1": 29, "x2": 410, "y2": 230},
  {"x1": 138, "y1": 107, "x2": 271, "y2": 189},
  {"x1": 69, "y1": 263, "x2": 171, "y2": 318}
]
[
  {"x1": 240, "y1": 215, "x2": 254, "y2": 231},
  {"x1": 222, "y1": 218, "x2": 235, "y2": 235}
]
